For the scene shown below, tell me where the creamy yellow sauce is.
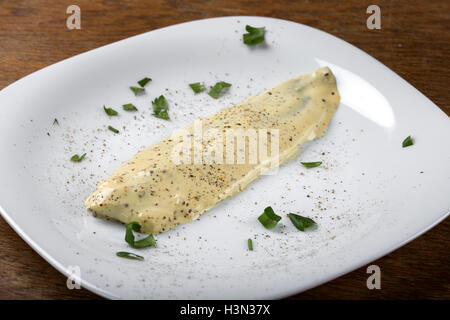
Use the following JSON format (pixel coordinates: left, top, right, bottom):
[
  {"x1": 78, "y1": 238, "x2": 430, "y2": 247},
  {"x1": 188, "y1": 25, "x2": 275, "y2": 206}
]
[{"x1": 85, "y1": 67, "x2": 340, "y2": 234}]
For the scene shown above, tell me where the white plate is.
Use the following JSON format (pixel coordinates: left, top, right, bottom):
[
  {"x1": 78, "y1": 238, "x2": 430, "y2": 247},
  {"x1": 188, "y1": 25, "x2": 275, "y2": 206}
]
[{"x1": 0, "y1": 16, "x2": 449, "y2": 299}]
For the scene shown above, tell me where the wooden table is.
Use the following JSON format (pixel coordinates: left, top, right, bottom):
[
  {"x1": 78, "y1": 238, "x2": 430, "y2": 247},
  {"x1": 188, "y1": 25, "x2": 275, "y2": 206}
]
[{"x1": 0, "y1": 0, "x2": 448, "y2": 299}]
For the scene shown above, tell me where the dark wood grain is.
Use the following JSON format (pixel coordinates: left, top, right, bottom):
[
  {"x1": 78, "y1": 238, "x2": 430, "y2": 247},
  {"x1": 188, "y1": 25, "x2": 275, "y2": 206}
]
[{"x1": 0, "y1": 0, "x2": 448, "y2": 300}]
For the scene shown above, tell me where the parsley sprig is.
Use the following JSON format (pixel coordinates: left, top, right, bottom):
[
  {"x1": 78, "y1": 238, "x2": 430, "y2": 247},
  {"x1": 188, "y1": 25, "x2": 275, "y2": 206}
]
[
  {"x1": 189, "y1": 82, "x2": 206, "y2": 94},
  {"x1": 287, "y1": 213, "x2": 316, "y2": 231},
  {"x1": 243, "y1": 25, "x2": 265, "y2": 45},
  {"x1": 124, "y1": 221, "x2": 156, "y2": 248},
  {"x1": 301, "y1": 161, "x2": 322, "y2": 168},
  {"x1": 402, "y1": 135, "x2": 413, "y2": 148},
  {"x1": 208, "y1": 81, "x2": 231, "y2": 99},
  {"x1": 123, "y1": 103, "x2": 138, "y2": 111},
  {"x1": 130, "y1": 86, "x2": 145, "y2": 96},
  {"x1": 152, "y1": 95, "x2": 170, "y2": 120},
  {"x1": 70, "y1": 153, "x2": 86, "y2": 162},
  {"x1": 258, "y1": 206, "x2": 281, "y2": 229},
  {"x1": 138, "y1": 77, "x2": 152, "y2": 87},
  {"x1": 103, "y1": 106, "x2": 118, "y2": 116}
]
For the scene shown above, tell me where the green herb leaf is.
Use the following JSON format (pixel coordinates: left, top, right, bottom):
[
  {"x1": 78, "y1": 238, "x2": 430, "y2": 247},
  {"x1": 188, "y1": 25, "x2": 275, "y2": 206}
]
[
  {"x1": 248, "y1": 238, "x2": 253, "y2": 251},
  {"x1": 152, "y1": 95, "x2": 170, "y2": 120},
  {"x1": 70, "y1": 153, "x2": 86, "y2": 162},
  {"x1": 124, "y1": 221, "x2": 156, "y2": 249},
  {"x1": 133, "y1": 235, "x2": 156, "y2": 248},
  {"x1": 258, "y1": 206, "x2": 281, "y2": 229},
  {"x1": 402, "y1": 135, "x2": 413, "y2": 148},
  {"x1": 123, "y1": 103, "x2": 138, "y2": 111},
  {"x1": 301, "y1": 161, "x2": 322, "y2": 168},
  {"x1": 189, "y1": 82, "x2": 206, "y2": 94},
  {"x1": 108, "y1": 125, "x2": 119, "y2": 134},
  {"x1": 137, "y1": 77, "x2": 152, "y2": 87},
  {"x1": 116, "y1": 251, "x2": 144, "y2": 261},
  {"x1": 243, "y1": 25, "x2": 265, "y2": 45},
  {"x1": 130, "y1": 86, "x2": 145, "y2": 96},
  {"x1": 208, "y1": 81, "x2": 231, "y2": 99},
  {"x1": 53, "y1": 118, "x2": 59, "y2": 125},
  {"x1": 103, "y1": 106, "x2": 118, "y2": 116},
  {"x1": 287, "y1": 213, "x2": 316, "y2": 232},
  {"x1": 125, "y1": 221, "x2": 141, "y2": 245}
]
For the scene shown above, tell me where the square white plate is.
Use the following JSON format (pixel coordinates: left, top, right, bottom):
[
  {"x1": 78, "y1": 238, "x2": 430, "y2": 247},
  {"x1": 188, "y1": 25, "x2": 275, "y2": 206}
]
[{"x1": 0, "y1": 16, "x2": 449, "y2": 299}]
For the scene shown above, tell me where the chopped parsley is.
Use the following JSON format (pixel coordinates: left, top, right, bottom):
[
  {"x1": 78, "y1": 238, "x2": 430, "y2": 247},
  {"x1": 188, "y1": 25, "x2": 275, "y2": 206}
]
[
  {"x1": 258, "y1": 206, "x2": 281, "y2": 229},
  {"x1": 70, "y1": 153, "x2": 86, "y2": 162},
  {"x1": 402, "y1": 135, "x2": 413, "y2": 148},
  {"x1": 103, "y1": 106, "x2": 118, "y2": 116},
  {"x1": 243, "y1": 25, "x2": 265, "y2": 45},
  {"x1": 123, "y1": 103, "x2": 138, "y2": 111},
  {"x1": 208, "y1": 81, "x2": 231, "y2": 99},
  {"x1": 108, "y1": 125, "x2": 119, "y2": 134},
  {"x1": 130, "y1": 86, "x2": 145, "y2": 96},
  {"x1": 189, "y1": 82, "x2": 206, "y2": 94},
  {"x1": 116, "y1": 251, "x2": 144, "y2": 261},
  {"x1": 301, "y1": 161, "x2": 322, "y2": 168},
  {"x1": 287, "y1": 213, "x2": 316, "y2": 231},
  {"x1": 125, "y1": 221, "x2": 156, "y2": 248},
  {"x1": 248, "y1": 238, "x2": 253, "y2": 251},
  {"x1": 152, "y1": 95, "x2": 170, "y2": 120},
  {"x1": 137, "y1": 77, "x2": 152, "y2": 87}
]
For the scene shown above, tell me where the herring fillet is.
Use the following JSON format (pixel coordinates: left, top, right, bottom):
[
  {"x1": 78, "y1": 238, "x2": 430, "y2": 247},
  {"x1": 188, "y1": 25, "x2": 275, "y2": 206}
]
[{"x1": 85, "y1": 67, "x2": 340, "y2": 234}]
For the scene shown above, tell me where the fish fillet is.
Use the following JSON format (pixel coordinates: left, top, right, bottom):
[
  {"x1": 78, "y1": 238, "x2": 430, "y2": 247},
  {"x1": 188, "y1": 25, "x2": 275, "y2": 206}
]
[{"x1": 85, "y1": 67, "x2": 340, "y2": 234}]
